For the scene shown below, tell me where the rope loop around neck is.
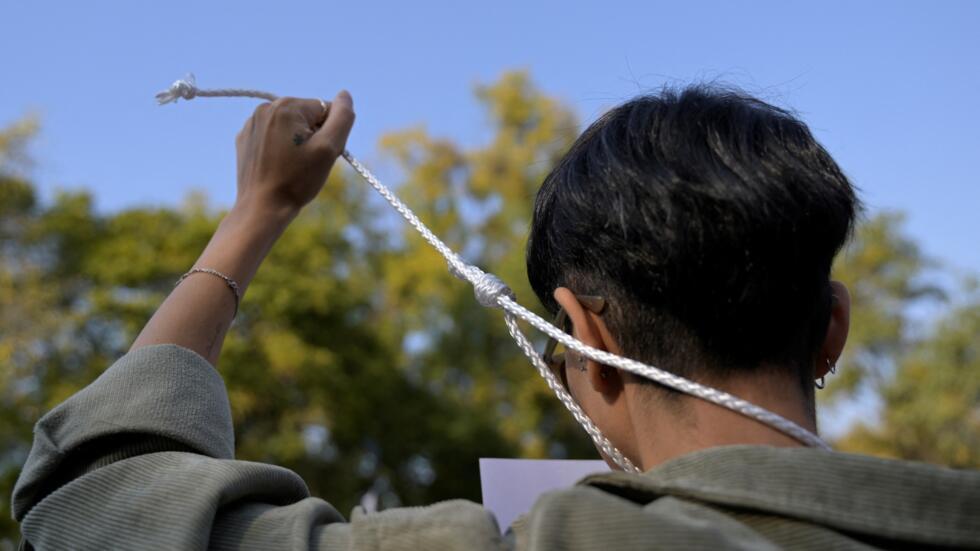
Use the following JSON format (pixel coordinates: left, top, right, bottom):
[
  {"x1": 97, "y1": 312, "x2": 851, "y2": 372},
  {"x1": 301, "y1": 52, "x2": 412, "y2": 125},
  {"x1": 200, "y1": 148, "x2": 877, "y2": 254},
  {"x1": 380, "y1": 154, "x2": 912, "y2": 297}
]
[{"x1": 156, "y1": 75, "x2": 832, "y2": 473}]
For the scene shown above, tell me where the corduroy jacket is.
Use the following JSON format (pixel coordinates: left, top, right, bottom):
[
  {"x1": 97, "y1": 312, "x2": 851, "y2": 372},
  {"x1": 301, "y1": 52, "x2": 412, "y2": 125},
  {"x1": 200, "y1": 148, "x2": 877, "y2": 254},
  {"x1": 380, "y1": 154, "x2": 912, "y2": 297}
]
[{"x1": 13, "y1": 344, "x2": 980, "y2": 549}]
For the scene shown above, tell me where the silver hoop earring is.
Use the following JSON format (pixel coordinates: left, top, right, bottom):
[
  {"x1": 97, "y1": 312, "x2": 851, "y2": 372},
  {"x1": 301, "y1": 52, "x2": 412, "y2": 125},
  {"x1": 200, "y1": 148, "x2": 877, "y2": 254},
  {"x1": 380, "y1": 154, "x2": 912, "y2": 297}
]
[{"x1": 815, "y1": 358, "x2": 835, "y2": 390}]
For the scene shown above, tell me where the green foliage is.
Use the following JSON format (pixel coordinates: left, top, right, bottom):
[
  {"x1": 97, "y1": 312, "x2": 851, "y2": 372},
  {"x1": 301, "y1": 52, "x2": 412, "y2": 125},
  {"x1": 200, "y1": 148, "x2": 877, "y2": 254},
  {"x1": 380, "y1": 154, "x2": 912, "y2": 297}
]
[
  {"x1": 828, "y1": 212, "x2": 979, "y2": 465},
  {"x1": 0, "y1": 115, "x2": 37, "y2": 175},
  {"x1": 826, "y1": 213, "x2": 945, "y2": 401},
  {"x1": 0, "y1": 73, "x2": 589, "y2": 546},
  {"x1": 836, "y1": 293, "x2": 980, "y2": 467}
]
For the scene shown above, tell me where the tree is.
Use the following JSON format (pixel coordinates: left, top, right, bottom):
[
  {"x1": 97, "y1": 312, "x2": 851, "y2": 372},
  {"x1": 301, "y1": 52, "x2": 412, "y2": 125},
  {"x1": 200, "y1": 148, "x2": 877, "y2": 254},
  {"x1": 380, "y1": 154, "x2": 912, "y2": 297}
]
[
  {"x1": 2, "y1": 117, "x2": 109, "y2": 548},
  {"x1": 375, "y1": 71, "x2": 589, "y2": 463},
  {"x1": 836, "y1": 289, "x2": 980, "y2": 467},
  {"x1": 0, "y1": 73, "x2": 589, "y2": 546},
  {"x1": 826, "y1": 213, "x2": 945, "y2": 402},
  {"x1": 827, "y1": 213, "x2": 980, "y2": 467}
]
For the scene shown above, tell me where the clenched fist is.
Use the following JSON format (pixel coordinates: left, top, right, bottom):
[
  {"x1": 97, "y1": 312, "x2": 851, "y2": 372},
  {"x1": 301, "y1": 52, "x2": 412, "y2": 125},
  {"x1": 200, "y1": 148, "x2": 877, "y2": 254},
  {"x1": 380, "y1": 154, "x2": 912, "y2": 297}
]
[{"x1": 234, "y1": 91, "x2": 355, "y2": 218}]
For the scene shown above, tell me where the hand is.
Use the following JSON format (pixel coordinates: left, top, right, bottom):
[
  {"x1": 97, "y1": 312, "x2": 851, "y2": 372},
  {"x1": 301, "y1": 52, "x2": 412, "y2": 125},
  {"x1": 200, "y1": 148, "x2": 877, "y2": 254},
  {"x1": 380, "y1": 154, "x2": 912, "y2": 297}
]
[{"x1": 234, "y1": 91, "x2": 355, "y2": 219}]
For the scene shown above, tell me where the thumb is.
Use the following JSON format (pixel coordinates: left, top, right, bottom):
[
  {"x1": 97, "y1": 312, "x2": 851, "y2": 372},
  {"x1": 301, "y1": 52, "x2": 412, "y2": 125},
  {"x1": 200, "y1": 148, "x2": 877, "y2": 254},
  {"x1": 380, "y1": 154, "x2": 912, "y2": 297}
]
[{"x1": 311, "y1": 90, "x2": 355, "y2": 158}]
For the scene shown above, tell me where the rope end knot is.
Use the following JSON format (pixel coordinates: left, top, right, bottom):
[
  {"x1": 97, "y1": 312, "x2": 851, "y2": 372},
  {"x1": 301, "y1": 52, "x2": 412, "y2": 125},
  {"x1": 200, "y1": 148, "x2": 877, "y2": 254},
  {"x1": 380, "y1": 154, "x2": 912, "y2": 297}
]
[{"x1": 156, "y1": 73, "x2": 198, "y2": 105}]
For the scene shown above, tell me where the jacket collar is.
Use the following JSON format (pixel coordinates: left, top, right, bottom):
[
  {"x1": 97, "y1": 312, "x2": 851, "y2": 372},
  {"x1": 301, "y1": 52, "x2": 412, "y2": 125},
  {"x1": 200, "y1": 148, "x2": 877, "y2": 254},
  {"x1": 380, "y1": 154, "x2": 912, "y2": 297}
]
[{"x1": 578, "y1": 445, "x2": 980, "y2": 547}]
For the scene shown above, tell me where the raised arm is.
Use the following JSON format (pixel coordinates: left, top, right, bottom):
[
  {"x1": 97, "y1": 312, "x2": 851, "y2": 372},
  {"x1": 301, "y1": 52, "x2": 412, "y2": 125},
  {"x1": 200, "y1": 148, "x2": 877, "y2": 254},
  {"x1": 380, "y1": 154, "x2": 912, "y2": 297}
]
[{"x1": 131, "y1": 92, "x2": 355, "y2": 365}]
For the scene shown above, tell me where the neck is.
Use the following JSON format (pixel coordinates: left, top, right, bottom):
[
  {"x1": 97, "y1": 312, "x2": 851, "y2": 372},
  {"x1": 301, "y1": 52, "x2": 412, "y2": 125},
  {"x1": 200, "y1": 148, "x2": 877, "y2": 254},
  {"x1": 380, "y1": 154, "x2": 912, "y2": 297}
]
[{"x1": 627, "y1": 371, "x2": 816, "y2": 471}]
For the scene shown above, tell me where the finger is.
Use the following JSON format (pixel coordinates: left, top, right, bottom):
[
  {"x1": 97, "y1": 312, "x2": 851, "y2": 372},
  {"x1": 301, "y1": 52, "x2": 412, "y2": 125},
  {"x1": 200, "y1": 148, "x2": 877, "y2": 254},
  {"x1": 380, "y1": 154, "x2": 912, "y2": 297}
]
[
  {"x1": 252, "y1": 101, "x2": 273, "y2": 126},
  {"x1": 310, "y1": 90, "x2": 355, "y2": 158},
  {"x1": 278, "y1": 97, "x2": 329, "y2": 129},
  {"x1": 237, "y1": 101, "x2": 270, "y2": 143}
]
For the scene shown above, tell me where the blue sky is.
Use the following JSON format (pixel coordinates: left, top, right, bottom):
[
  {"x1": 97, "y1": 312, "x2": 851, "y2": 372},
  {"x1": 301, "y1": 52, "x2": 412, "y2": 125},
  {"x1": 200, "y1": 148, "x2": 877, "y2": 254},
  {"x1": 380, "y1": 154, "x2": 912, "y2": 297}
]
[{"x1": 3, "y1": 0, "x2": 979, "y2": 280}]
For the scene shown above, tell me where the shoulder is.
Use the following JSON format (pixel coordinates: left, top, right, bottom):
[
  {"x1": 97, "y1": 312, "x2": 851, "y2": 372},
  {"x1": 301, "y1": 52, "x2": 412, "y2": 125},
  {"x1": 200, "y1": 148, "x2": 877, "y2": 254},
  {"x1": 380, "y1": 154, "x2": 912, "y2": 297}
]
[
  {"x1": 536, "y1": 446, "x2": 980, "y2": 549},
  {"x1": 521, "y1": 485, "x2": 778, "y2": 550},
  {"x1": 342, "y1": 500, "x2": 505, "y2": 548}
]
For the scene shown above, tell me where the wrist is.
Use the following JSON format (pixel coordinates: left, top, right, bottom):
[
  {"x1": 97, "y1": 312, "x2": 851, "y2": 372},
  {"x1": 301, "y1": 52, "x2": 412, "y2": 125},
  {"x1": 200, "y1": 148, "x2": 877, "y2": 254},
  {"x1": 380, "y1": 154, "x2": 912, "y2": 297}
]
[
  {"x1": 230, "y1": 194, "x2": 301, "y2": 231},
  {"x1": 192, "y1": 199, "x2": 290, "y2": 305}
]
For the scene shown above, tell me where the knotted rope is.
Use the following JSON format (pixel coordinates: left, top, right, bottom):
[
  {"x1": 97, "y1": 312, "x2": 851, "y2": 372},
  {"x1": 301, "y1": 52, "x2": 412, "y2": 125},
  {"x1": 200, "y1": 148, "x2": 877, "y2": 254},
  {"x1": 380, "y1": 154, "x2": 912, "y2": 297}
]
[{"x1": 157, "y1": 74, "x2": 831, "y2": 473}]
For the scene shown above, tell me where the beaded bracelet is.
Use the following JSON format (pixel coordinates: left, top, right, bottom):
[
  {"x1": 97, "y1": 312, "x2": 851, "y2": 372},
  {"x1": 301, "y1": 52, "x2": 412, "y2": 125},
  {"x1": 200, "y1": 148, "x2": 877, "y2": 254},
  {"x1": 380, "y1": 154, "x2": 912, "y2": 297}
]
[{"x1": 175, "y1": 268, "x2": 241, "y2": 316}]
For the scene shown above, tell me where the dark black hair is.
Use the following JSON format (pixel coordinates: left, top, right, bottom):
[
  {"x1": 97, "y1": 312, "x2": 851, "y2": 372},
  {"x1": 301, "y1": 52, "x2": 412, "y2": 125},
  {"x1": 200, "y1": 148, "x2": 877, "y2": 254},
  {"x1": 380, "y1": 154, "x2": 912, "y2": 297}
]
[{"x1": 526, "y1": 85, "x2": 859, "y2": 398}]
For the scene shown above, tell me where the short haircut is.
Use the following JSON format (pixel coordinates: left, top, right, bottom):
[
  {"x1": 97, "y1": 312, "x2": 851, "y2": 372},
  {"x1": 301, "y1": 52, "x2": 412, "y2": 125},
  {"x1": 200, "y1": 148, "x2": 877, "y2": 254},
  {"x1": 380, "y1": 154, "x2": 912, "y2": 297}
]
[{"x1": 526, "y1": 86, "x2": 859, "y2": 398}]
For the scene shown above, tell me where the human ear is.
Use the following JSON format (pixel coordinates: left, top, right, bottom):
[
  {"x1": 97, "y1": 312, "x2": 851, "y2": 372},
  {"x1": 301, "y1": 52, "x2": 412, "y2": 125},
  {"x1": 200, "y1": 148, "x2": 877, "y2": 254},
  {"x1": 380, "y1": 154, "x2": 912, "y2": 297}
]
[
  {"x1": 817, "y1": 281, "x2": 851, "y2": 378},
  {"x1": 553, "y1": 287, "x2": 623, "y2": 399}
]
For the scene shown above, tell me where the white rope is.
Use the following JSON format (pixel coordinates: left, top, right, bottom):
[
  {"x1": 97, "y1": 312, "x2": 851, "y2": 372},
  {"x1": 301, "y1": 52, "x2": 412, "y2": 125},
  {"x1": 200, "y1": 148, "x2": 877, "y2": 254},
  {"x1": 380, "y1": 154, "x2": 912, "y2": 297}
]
[
  {"x1": 156, "y1": 75, "x2": 831, "y2": 473},
  {"x1": 156, "y1": 74, "x2": 279, "y2": 104}
]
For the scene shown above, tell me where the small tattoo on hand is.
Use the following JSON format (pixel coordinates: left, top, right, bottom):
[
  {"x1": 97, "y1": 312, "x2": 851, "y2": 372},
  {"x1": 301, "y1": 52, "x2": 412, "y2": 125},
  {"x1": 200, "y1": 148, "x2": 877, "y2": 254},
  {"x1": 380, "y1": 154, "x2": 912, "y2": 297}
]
[{"x1": 293, "y1": 133, "x2": 306, "y2": 146}]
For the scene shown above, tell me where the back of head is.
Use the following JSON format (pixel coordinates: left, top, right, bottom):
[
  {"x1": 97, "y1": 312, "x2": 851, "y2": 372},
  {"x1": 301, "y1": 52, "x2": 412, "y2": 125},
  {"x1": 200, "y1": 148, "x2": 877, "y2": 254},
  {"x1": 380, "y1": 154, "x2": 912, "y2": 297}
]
[{"x1": 527, "y1": 86, "x2": 859, "y2": 401}]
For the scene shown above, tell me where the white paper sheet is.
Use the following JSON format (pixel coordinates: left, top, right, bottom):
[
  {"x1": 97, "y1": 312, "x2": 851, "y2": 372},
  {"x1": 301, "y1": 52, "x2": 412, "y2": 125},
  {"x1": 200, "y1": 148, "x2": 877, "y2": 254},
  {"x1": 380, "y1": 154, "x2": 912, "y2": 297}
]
[{"x1": 479, "y1": 458, "x2": 609, "y2": 532}]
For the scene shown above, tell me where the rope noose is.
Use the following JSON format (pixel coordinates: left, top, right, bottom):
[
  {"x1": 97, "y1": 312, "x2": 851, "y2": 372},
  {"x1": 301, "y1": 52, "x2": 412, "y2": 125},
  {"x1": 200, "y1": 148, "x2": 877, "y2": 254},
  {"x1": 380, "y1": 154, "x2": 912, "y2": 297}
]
[{"x1": 156, "y1": 75, "x2": 832, "y2": 474}]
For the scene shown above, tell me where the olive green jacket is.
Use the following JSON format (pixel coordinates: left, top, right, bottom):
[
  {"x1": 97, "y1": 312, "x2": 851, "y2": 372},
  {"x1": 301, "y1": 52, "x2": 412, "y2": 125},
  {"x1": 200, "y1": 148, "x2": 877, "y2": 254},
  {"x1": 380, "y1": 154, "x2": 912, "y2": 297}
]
[{"x1": 12, "y1": 345, "x2": 980, "y2": 549}]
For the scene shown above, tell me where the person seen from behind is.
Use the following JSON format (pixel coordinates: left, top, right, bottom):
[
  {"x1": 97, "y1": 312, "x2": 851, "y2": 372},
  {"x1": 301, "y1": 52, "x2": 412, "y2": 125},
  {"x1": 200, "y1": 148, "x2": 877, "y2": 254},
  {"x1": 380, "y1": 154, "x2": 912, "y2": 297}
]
[{"x1": 12, "y1": 85, "x2": 980, "y2": 549}]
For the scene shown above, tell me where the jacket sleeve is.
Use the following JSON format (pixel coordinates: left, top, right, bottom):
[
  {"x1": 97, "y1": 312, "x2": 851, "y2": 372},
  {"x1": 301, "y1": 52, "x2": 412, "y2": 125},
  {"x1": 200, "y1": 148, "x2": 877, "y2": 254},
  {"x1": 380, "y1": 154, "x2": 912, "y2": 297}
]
[{"x1": 12, "y1": 345, "x2": 506, "y2": 551}]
